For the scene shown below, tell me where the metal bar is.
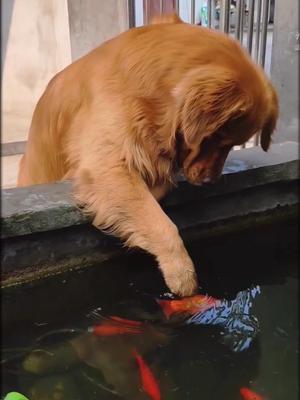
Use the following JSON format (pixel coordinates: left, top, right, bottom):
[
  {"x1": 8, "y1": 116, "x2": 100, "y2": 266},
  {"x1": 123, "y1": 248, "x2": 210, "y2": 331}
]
[
  {"x1": 247, "y1": 0, "x2": 255, "y2": 55},
  {"x1": 191, "y1": 0, "x2": 196, "y2": 24},
  {"x1": 211, "y1": 0, "x2": 217, "y2": 29},
  {"x1": 254, "y1": 0, "x2": 262, "y2": 61},
  {"x1": 240, "y1": 0, "x2": 245, "y2": 44},
  {"x1": 220, "y1": 0, "x2": 231, "y2": 33},
  {"x1": 175, "y1": 0, "x2": 180, "y2": 14},
  {"x1": 258, "y1": 0, "x2": 270, "y2": 67},
  {"x1": 255, "y1": 0, "x2": 263, "y2": 151},
  {"x1": 143, "y1": 0, "x2": 149, "y2": 25},
  {"x1": 127, "y1": 0, "x2": 136, "y2": 28},
  {"x1": 159, "y1": 0, "x2": 163, "y2": 14},
  {"x1": 207, "y1": 0, "x2": 212, "y2": 27},
  {"x1": 235, "y1": 0, "x2": 243, "y2": 40},
  {"x1": 1, "y1": 141, "x2": 27, "y2": 157},
  {"x1": 255, "y1": 0, "x2": 267, "y2": 149}
]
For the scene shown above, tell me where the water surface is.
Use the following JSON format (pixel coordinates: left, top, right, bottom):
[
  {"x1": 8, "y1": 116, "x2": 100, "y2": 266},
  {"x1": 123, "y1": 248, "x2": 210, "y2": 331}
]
[{"x1": 1, "y1": 222, "x2": 298, "y2": 399}]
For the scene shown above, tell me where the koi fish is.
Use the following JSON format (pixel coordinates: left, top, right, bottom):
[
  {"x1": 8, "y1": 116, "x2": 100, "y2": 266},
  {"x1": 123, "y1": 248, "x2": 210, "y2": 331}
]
[
  {"x1": 132, "y1": 349, "x2": 161, "y2": 400},
  {"x1": 88, "y1": 316, "x2": 143, "y2": 336},
  {"x1": 157, "y1": 294, "x2": 218, "y2": 319},
  {"x1": 240, "y1": 386, "x2": 265, "y2": 400},
  {"x1": 158, "y1": 286, "x2": 261, "y2": 352}
]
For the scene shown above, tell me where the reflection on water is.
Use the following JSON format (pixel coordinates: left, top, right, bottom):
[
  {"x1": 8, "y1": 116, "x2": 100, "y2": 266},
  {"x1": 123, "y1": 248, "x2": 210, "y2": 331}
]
[
  {"x1": 1, "y1": 224, "x2": 298, "y2": 400},
  {"x1": 186, "y1": 285, "x2": 261, "y2": 353}
]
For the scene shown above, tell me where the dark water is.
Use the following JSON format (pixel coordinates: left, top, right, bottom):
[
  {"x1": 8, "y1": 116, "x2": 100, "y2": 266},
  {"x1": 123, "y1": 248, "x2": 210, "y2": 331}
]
[{"x1": 1, "y1": 222, "x2": 298, "y2": 400}]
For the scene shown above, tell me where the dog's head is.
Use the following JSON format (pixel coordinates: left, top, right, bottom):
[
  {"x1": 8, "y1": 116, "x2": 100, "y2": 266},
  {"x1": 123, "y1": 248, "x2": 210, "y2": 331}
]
[{"x1": 173, "y1": 65, "x2": 278, "y2": 185}]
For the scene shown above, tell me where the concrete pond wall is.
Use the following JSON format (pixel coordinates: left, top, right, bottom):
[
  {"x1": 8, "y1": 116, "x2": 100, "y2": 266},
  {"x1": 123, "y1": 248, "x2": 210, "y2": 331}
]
[{"x1": 1, "y1": 142, "x2": 299, "y2": 288}]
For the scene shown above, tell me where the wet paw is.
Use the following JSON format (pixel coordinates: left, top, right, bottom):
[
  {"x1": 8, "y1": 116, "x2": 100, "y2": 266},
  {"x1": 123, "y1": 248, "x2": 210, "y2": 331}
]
[{"x1": 163, "y1": 263, "x2": 198, "y2": 297}]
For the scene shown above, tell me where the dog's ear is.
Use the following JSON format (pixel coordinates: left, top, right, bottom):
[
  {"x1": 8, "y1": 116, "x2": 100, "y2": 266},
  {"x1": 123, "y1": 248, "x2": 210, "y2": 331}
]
[
  {"x1": 174, "y1": 66, "x2": 249, "y2": 146},
  {"x1": 260, "y1": 84, "x2": 279, "y2": 152}
]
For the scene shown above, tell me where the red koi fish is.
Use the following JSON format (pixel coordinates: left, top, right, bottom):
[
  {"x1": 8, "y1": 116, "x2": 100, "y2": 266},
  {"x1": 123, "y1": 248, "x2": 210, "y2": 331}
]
[
  {"x1": 132, "y1": 349, "x2": 161, "y2": 400},
  {"x1": 89, "y1": 316, "x2": 143, "y2": 336},
  {"x1": 157, "y1": 294, "x2": 217, "y2": 319},
  {"x1": 240, "y1": 387, "x2": 265, "y2": 400}
]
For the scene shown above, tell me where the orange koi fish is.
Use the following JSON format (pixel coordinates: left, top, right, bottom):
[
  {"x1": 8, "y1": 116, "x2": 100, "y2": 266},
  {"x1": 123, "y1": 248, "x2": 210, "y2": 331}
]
[
  {"x1": 157, "y1": 294, "x2": 217, "y2": 319},
  {"x1": 240, "y1": 387, "x2": 265, "y2": 400},
  {"x1": 89, "y1": 316, "x2": 143, "y2": 336},
  {"x1": 132, "y1": 349, "x2": 161, "y2": 400}
]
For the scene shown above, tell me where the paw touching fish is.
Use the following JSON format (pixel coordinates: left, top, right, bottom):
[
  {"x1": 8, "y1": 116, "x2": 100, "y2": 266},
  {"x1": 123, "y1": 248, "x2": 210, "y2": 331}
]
[
  {"x1": 157, "y1": 285, "x2": 261, "y2": 352},
  {"x1": 19, "y1": 286, "x2": 262, "y2": 399},
  {"x1": 88, "y1": 286, "x2": 261, "y2": 353},
  {"x1": 157, "y1": 293, "x2": 217, "y2": 319}
]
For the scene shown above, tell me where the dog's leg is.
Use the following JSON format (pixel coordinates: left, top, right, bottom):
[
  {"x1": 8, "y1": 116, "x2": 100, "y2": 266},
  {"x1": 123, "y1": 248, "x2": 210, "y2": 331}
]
[
  {"x1": 16, "y1": 155, "x2": 27, "y2": 187},
  {"x1": 150, "y1": 182, "x2": 172, "y2": 201},
  {"x1": 74, "y1": 167, "x2": 198, "y2": 297}
]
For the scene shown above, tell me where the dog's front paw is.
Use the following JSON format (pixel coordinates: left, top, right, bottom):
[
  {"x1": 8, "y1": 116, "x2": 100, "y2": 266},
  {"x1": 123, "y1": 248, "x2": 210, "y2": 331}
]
[{"x1": 161, "y1": 260, "x2": 198, "y2": 297}]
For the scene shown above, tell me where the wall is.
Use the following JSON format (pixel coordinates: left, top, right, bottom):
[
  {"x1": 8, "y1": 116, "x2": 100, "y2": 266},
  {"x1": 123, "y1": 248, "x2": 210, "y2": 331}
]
[
  {"x1": 2, "y1": 0, "x2": 71, "y2": 143},
  {"x1": 67, "y1": 0, "x2": 128, "y2": 61},
  {"x1": 2, "y1": 0, "x2": 129, "y2": 144}
]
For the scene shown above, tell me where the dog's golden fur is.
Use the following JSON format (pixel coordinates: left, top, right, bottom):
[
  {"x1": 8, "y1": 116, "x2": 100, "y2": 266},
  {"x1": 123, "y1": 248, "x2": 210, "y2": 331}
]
[{"x1": 18, "y1": 14, "x2": 278, "y2": 296}]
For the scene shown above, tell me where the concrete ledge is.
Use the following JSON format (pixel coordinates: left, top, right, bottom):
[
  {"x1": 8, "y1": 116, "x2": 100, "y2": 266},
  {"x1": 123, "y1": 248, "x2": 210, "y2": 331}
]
[
  {"x1": 1, "y1": 140, "x2": 27, "y2": 156},
  {"x1": 1, "y1": 142, "x2": 299, "y2": 287},
  {"x1": 2, "y1": 142, "x2": 298, "y2": 239}
]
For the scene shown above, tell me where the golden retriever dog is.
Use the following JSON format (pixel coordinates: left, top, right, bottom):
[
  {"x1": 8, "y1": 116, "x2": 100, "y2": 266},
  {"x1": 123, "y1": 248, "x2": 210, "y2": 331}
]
[{"x1": 17, "y1": 14, "x2": 278, "y2": 296}]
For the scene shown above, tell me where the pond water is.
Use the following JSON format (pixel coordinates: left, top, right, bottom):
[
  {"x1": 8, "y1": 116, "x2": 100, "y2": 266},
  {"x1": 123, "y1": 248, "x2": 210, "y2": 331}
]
[{"x1": 1, "y1": 222, "x2": 298, "y2": 400}]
